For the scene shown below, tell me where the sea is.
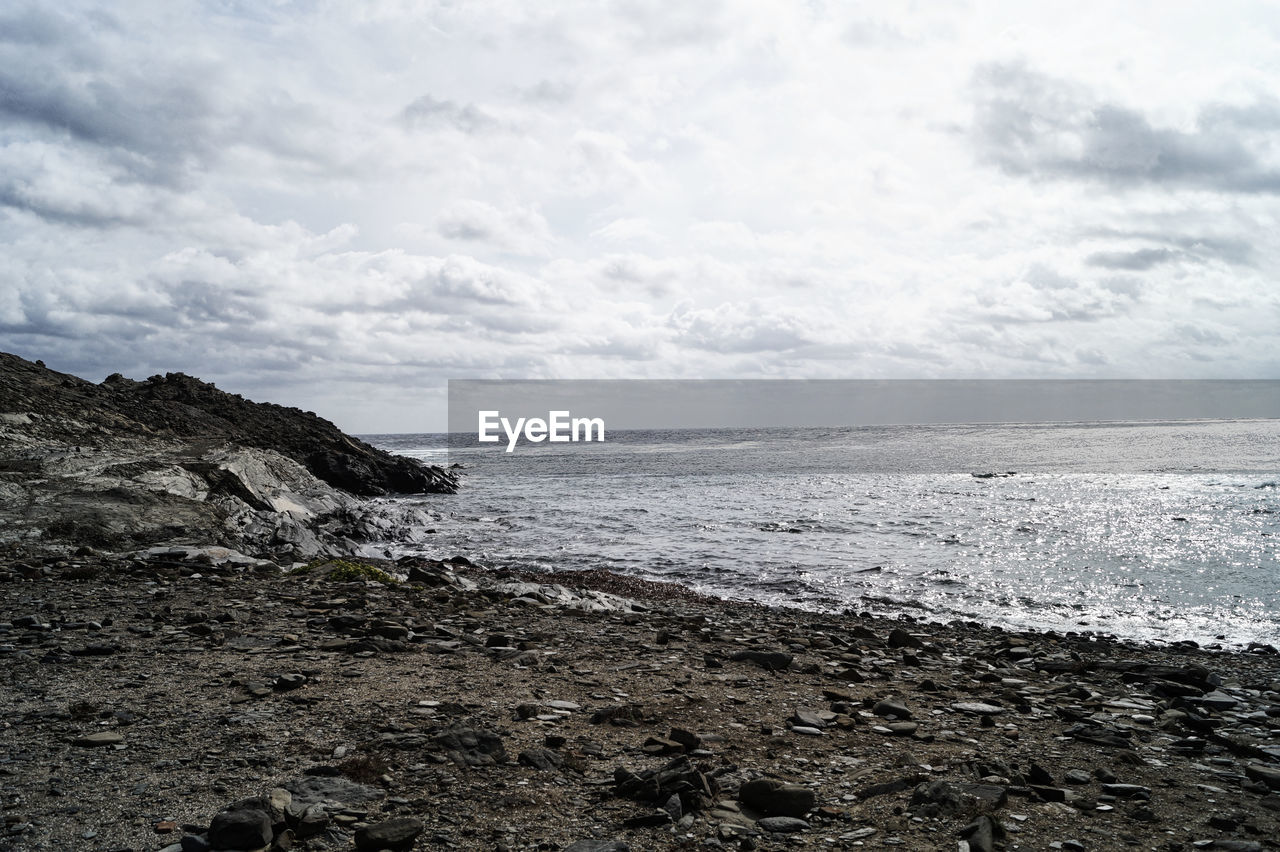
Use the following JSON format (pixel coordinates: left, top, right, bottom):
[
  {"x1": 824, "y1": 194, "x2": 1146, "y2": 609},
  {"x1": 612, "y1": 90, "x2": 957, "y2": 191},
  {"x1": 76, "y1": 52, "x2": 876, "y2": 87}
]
[{"x1": 362, "y1": 419, "x2": 1280, "y2": 648}]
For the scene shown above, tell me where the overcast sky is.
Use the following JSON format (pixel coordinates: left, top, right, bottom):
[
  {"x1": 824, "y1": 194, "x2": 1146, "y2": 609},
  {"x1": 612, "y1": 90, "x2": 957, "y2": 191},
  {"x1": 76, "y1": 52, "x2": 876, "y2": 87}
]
[{"x1": 2, "y1": 2, "x2": 1278, "y2": 432}]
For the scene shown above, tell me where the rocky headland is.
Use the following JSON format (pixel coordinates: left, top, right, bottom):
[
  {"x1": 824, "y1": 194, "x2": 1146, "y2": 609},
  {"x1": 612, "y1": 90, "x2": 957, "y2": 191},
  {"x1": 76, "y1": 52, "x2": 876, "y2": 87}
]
[
  {"x1": 2, "y1": 353, "x2": 1279, "y2": 852},
  {"x1": 0, "y1": 353, "x2": 456, "y2": 561}
]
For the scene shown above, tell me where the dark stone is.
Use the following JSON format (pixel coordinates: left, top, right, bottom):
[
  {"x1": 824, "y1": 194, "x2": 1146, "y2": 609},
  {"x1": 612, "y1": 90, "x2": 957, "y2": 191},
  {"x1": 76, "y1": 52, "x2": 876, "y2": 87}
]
[
  {"x1": 353, "y1": 817, "x2": 424, "y2": 851},
  {"x1": 208, "y1": 809, "x2": 272, "y2": 851},
  {"x1": 668, "y1": 728, "x2": 701, "y2": 750},
  {"x1": 1244, "y1": 764, "x2": 1280, "y2": 789},
  {"x1": 739, "y1": 778, "x2": 816, "y2": 818},
  {"x1": 872, "y1": 699, "x2": 911, "y2": 719},
  {"x1": 518, "y1": 748, "x2": 564, "y2": 771},
  {"x1": 887, "y1": 628, "x2": 923, "y2": 649},
  {"x1": 1027, "y1": 764, "x2": 1054, "y2": 785},
  {"x1": 432, "y1": 726, "x2": 507, "y2": 767},
  {"x1": 1100, "y1": 783, "x2": 1150, "y2": 800},
  {"x1": 729, "y1": 649, "x2": 793, "y2": 671}
]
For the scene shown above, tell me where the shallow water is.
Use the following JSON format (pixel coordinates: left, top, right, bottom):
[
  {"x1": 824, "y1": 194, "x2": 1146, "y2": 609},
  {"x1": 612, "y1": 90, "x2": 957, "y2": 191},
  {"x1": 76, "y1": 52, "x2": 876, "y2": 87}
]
[{"x1": 365, "y1": 420, "x2": 1280, "y2": 647}]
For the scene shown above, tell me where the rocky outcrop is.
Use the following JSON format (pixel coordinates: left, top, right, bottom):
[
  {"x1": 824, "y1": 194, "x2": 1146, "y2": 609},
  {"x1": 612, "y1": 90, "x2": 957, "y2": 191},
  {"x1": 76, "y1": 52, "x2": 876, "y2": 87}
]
[
  {"x1": 0, "y1": 352, "x2": 456, "y2": 496},
  {"x1": 0, "y1": 352, "x2": 455, "y2": 559}
]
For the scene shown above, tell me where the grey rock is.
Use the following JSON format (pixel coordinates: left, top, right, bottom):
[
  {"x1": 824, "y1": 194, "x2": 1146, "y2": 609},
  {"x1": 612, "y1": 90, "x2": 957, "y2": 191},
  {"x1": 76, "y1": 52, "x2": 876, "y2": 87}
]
[
  {"x1": 959, "y1": 815, "x2": 995, "y2": 852},
  {"x1": 789, "y1": 709, "x2": 826, "y2": 728},
  {"x1": 208, "y1": 809, "x2": 272, "y2": 851},
  {"x1": 282, "y1": 775, "x2": 385, "y2": 808},
  {"x1": 73, "y1": 731, "x2": 123, "y2": 747},
  {"x1": 432, "y1": 725, "x2": 507, "y2": 767},
  {"x1": 274, "y1": 673, "x2": 306, "y2": 691},
  {"x1": 1244, "y1": 764, "x2": 1280, "y2": 789},
  {"x1": 354, "y1": 817, "x2": 424, "y2": 851},
  {"x1": 758, "y1": 816, "x2": 810, "y2": 833},
  {"x1": 564, "y1": 841, "x2": 629, "y2": 852},
  {"x1": 518, "y1": 748, "x2": 564, "y2": 771},
  {"x1": 872, "y1": 699, "x2": 911, "y2": 719},
  {"x1": 1100, "y1": 783, "x2": 1150, "y2": 799}
]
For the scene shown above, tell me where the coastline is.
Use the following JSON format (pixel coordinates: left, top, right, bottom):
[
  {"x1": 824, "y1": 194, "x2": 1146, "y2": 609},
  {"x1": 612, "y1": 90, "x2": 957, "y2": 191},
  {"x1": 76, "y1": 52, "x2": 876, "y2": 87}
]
[{"x1": 3, "y1": 549, "x2": 1278, "y2": 851}]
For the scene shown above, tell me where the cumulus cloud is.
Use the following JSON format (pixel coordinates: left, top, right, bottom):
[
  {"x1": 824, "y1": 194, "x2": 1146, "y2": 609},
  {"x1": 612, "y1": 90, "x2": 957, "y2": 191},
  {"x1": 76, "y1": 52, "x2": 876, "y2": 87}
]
[{"x1": 970, "y1": 61, "x2": 1280, "y2": 193}]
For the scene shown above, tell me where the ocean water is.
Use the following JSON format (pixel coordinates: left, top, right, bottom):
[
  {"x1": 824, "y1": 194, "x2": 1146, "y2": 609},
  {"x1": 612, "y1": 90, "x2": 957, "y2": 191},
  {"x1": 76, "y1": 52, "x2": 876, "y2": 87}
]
[{"x1": 364, "y1": 420, "x2": 1280, "y2": 648}]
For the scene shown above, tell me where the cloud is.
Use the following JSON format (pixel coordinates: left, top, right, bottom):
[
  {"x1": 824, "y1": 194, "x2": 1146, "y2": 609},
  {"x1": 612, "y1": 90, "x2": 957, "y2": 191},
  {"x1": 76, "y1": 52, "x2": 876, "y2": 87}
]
[
  {"x1": 669, "y1": 301, "x2": 815, "y2": 354},
  {"x1": 401, "y1": 94, "x2": 500, "y2": 134},
  {"x1": 971, "y1": 61, "x2": 1280, "y2": 193},
  {"x1": 1084, "y1": 248, "x2": 1178, "y2": 271},
  {"x1": 433, "y1": 200, "x2": 553, "y2": 256}
]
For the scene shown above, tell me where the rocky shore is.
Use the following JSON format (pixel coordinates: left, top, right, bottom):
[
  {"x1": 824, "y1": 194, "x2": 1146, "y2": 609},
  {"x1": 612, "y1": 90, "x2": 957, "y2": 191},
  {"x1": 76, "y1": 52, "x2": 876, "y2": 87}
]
[
  {"x1": 2, "y1": 550, "x2": 1279, "y2": 852},
  {"x1": 0, "y1": 353, "x2": 456, "y2": 560},
  {"x1": 3, "y1": 353, "x2": 1279, "y2": 851}
]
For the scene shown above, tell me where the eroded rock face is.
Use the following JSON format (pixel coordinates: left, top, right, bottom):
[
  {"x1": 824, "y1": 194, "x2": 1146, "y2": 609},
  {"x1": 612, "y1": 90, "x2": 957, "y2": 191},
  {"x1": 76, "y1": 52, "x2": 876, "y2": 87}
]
[
  {"x1": 0, "y1": 352, "x2": 454, "y2": 558},
  {"x1": 0, "y1": 352, "x2": 456, "y2": 496}
]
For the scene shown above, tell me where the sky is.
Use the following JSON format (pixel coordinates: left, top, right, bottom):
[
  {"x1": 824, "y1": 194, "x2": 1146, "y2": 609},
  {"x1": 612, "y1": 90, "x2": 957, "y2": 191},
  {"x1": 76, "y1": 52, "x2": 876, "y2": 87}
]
[{"x1": 2, "y1": 1, "x2": 1279, "y2": 432}]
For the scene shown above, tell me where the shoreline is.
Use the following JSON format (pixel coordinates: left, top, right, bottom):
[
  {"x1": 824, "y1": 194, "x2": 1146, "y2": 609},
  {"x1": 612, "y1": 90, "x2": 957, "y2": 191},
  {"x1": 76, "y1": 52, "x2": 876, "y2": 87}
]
[{"x1": 3, "y1": 548, "x2": 1279, "y2": 851}]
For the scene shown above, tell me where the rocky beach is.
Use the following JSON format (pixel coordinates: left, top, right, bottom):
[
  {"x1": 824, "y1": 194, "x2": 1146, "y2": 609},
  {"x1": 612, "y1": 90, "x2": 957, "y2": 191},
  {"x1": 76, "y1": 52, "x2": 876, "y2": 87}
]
[{"x1": 2, "y1": 354, "x2": 1280, "y2": 852}]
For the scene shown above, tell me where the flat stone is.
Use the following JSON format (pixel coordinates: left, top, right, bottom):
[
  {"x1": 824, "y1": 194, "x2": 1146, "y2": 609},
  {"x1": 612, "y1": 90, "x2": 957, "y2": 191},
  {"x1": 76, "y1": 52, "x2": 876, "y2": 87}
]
[
  {"x1": 564, "y1": 841, "x2": 630, "y2": 852},
  {"x1": 1196, "y1": 691, "x2": 1239, "y2": 711},
  {"x1": 354, "y1": 817, "x2": 424, "y2": 851},
  {"x1": 1244, "y1": 764, "x2": 1280, "y2": 789},
  {"x1": 546, "y1": 700, "x2": 582, "y2": 711},
  {"x1": 1100, "y1": 783, "x2": 1150, "y2": 799},
  {"x1": 283, "y1": 775, "x2": 385, "y2": 808},
  {"x1": 758, "y1": 816, "x2": 810, "y2": 833},
  {"x1": 953, "y1": 701, "x2": 1004, "y2": 715},
  {"x1": 73, "y1": 732, "x2": 123, "y2": 747}
]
